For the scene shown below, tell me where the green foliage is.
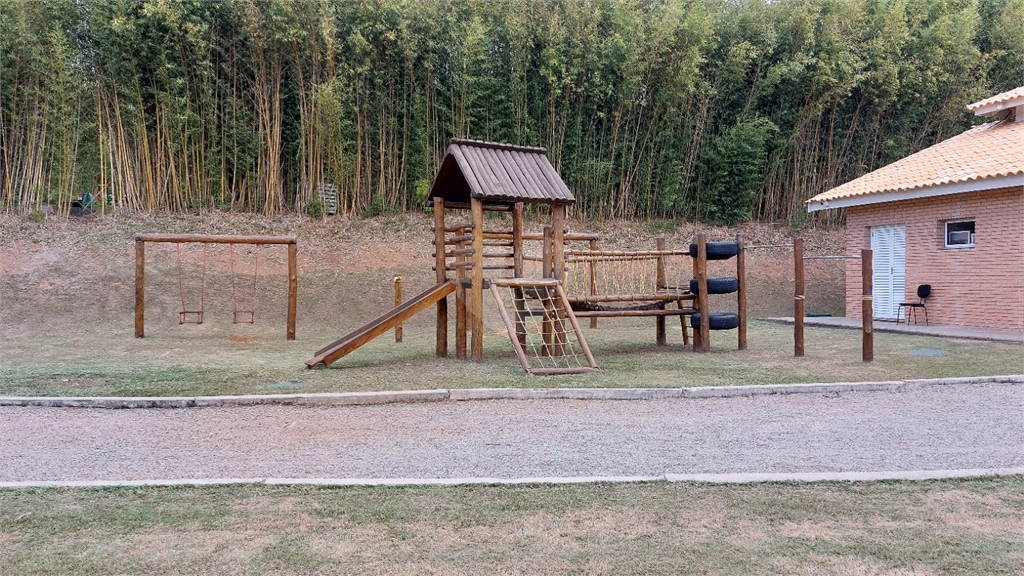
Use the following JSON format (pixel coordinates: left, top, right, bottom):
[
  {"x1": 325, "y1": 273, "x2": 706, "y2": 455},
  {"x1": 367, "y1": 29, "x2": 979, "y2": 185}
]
[
  {"x1": 305, "y1": 198, "x2": 324, "y2": 219},
  {"x1": 702, "y1": 117, "x2": 778, "y2": 225},
  {"x1": 1, "y1": 0, "x2": 1017, "y2": 224}
]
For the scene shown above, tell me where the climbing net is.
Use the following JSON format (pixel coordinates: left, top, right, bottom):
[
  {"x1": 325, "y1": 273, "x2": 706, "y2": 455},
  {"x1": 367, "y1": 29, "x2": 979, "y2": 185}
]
[
  {"x1": 562, "y1": 249, "x2": 691, "y2": 305},
  {"x1": 489, "y1": 279, "x2": 597, "y2": 375}
]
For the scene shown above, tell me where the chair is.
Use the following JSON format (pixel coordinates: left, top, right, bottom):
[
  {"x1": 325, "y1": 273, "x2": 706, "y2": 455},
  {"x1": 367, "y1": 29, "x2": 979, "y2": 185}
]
[{"x1": 897, "y1": 284, "x2": 930, "y2": 325}]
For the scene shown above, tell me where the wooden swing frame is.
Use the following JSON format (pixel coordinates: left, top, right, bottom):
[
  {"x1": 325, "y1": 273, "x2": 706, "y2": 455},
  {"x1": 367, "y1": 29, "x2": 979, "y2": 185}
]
[{"x1": 134, "y1": 233, "x2": 297, "y2": 340}]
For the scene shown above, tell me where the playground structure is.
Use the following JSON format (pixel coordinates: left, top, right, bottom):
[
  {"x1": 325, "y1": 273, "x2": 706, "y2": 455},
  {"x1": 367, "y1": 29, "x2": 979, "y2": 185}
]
[
  {"x1": 307, "y1": 139, "x2": 748, "y2": 373},
  {"x1": 134, "y1": 233, "x2": 298, "y2": 340}
]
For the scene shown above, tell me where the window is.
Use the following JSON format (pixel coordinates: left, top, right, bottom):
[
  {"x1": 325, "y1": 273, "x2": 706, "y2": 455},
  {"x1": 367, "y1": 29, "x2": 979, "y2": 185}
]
[{"x1": 944, "y1": 220, "x2": 975, "y2": 248}]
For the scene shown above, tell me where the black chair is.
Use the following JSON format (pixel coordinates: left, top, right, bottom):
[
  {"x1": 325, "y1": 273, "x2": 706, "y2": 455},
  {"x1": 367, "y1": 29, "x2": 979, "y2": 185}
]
[{"x1": 897, "y1": 284, "x2": 930, "y2": 325}]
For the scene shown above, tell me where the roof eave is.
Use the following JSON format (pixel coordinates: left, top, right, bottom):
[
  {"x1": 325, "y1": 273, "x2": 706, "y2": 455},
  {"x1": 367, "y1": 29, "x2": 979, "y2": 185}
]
[{"x1": 806, "y1": 173, "x2": 1024, "y2": 212}]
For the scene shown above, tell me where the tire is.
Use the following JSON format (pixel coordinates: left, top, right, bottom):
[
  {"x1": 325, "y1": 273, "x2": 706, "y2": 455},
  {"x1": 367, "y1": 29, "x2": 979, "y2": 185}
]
[
  {"x1": 689, "y1": 312, "x2": 740, "y2": 331},
  {"x1": 689, "y1": 276, "x2": 739, "y2": 295},
  {"x1": 689, "y1": 241, "x2": 739, "y2": 260}
]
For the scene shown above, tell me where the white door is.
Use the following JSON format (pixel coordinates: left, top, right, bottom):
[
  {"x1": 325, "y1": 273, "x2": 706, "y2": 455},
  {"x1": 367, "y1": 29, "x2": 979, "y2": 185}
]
[{"x1": 870, "y1": 225, "x2": 906, "y2": 319}]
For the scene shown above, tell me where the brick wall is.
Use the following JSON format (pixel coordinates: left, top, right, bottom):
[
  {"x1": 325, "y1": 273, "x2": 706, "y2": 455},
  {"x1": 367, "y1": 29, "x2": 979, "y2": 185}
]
[{"x1": 844, "y1": 186, "x2": 1024, "y2": 330}]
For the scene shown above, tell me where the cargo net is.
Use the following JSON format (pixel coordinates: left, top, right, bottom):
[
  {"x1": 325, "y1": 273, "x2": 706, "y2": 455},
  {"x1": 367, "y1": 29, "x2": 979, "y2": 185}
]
[
  {"x1": 562, "y1": 249, "x2": 691, "y2": 307},
  {"x1": 489, "y1": 279, "x2": 598, "y2": 375}
]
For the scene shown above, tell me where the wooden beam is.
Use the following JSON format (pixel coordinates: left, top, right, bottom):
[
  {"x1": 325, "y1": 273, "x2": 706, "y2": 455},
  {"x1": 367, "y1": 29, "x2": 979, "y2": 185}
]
[
  {"x1": 470, "y1": 197, "x2": 484, "y2": 362},
  {"x1": 135, "y1": 233, "x2": 295, "y2": 245},
  {"x1": 512, "y1": 203, "x2": 524, "y2": 279},
  {"x1": 862, "y1": 248, "x2": 873, "y2": 362},
  {"x1": 656, "y1": 235, "x2": 667, "y2": 346},
  {"x1": 287, "y1": 241, "x2": 297, "y2": 341},
  {"x1": 794, "y1": 237, "x2": 805, "y2": 357},
  {"x1": 434, "y1": 197, "x2": 448, "y2": 357},
  {"x1": 696, "y1": 233, "x2": 710, "y2": 353},
  {"x1": 134, "y1": 237, "x2": 144, "y2": 338},
  {"x1": 736, "y1": 233, "x2": 746, "y2": 350}
]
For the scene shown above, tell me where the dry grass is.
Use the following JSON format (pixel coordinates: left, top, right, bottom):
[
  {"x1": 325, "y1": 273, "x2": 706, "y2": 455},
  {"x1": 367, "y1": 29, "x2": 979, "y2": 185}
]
[{"x1": 3, "y1": 477, "x2": 1023, "y2": 575}]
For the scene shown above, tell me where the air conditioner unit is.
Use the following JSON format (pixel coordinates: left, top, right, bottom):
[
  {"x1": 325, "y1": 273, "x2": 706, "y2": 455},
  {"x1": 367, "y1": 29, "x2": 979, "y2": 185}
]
[{"x1": 948, "y1": 230, "x2": 970, "y2": 245}]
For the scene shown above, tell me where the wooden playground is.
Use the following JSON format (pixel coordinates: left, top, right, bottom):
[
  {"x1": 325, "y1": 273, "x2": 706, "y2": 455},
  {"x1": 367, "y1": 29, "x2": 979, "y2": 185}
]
[
  {"x1": 306, "y1": 140, "x2": 749, "y2": 374},
  {"x1": 126, "y1": 140, "x2": 876, "y2": 374}
]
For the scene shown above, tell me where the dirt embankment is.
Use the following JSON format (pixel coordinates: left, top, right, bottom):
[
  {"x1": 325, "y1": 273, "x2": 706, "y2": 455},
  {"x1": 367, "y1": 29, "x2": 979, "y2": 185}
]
[{"x1": 0, "y1": 211, "x2": 846, "y2": 333}]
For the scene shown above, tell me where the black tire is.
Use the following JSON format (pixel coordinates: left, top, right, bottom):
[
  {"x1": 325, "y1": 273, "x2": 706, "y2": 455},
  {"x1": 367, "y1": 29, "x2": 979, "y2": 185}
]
[
  {"x1": 689, "y1": 241, "x2": 739, "y2": 260},
  {"x1": 689, "y1": 276, "x2": 739, "y2": 295},
  {"x1": 689, "y1": 312, "x2": 740, "y2": 331}
]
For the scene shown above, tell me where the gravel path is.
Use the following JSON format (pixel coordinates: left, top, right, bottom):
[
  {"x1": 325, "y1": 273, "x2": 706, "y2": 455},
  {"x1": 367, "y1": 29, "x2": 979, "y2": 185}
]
[{"x1": 2, "y1": 383, "x2": 1022, "y2": 483}]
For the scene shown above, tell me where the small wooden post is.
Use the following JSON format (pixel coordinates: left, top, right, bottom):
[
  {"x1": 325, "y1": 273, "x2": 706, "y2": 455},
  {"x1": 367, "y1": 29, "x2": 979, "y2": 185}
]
[
  {"x1": 134, "y1": 237, "x2": 145, "y2": 338},
  {"x1": 470, "y1": 197, "x2": 484, "y2": 362},
  {"x1": 656, "y1": 235, "x2": 667, "y2": 346},
  {"x1": 588, "y1": 238, "x2": 598, "y2": 329},
  {"x1": 696, "y1": 234, "x2": 710, "y2": 353},
  {"x1": 794, "y1": 237, "x2": 805, "y2": 357},
  {"x1": 393, "y1": 276, "x2": 403, "y2": 343},
  {"x1": 862, "y1": 248, "x2": 873, "y2": 362},
  {"x1": 736, "y1": 233, "x2": 746, "y2": 350},
  {"x1": 287, "y1": 240, "x2": 297, "y2": 341},
  {"x1": 433, "y1": 197, "x2": 448, "y2": 357}
]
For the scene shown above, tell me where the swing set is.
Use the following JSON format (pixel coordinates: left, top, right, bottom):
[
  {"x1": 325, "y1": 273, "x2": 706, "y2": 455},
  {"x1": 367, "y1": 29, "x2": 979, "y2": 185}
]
[{"x1": 134, "y1": 233, "x2": 298, "y2": 340}]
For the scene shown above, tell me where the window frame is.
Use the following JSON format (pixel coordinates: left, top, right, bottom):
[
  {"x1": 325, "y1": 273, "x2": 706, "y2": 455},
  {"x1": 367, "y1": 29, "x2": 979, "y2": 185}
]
[{"x1": 943, "y1": 219, "x2": 975, "y2": 249}]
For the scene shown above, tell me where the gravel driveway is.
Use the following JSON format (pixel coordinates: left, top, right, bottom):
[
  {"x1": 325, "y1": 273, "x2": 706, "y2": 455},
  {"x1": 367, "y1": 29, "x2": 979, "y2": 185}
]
[{"x1": 2, "y1": 383, "x2": 1022, "y2": 483}]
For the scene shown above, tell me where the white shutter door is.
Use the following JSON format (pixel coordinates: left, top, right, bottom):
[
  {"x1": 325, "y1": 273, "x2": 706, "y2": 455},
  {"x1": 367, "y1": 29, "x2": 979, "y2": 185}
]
[
  {"x1": 871, "y1": 227, "x2": 893, "y2": 319},
  {"x1": 891, "y1": 226, "x2": 906, "y2": 317}
]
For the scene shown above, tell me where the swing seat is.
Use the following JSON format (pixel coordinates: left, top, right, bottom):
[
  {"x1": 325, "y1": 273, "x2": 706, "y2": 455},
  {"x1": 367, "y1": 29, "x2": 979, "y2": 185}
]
[
  {"x1": 233, "y1": 311, "x2": 255, "y2": 324},
  {"x1": 179, "y1": 311, "x2": 204, "y2": 325}
]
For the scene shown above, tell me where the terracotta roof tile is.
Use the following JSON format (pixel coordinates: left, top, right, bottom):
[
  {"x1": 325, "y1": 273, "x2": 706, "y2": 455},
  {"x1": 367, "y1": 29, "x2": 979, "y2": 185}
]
[
  {"x1": 807, "y1": 118, "x2": 1024, "y2": 205},
  {"x1": 967, "y1": 86, "x2": 1024, "y2": 113}
]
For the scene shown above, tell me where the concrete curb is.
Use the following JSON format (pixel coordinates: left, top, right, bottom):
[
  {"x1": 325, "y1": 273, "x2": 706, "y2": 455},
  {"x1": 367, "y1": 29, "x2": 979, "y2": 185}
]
[
  {"x1": 3, "y1": 468, "x2": 1022, "y2": 489},
  {"x1": 1, "y1": 375, "x2": 1021, "y2": 409}
]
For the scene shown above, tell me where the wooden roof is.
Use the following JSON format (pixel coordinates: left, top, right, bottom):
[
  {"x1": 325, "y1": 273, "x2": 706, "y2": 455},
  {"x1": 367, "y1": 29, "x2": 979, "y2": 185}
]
[{"x1": 427, "y1": 139, "x2": 575, "y2": 208}]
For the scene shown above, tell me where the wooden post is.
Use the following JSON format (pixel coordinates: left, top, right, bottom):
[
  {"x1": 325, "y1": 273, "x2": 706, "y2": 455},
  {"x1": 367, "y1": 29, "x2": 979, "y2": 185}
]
[
  {"x1": 393, "y1": 276, "x2": 403, "y2": 342},
  {"x1": 736, "y1": 233, "x2": 746, "y2": 350},
  {"x1": 551, "y1": 205, "x2": 566, "y2": 356},
  {"x1": 691, "y1": 243, "x2": 699, "y2": 350},
  {"x1": 287, "y1": 240, "x2": 297, "y2": 341},
  {"x1": 541, "y1": 225, "x2": 553, "y2": 356},
  {"x1": 588, "y1": 238, "x2": 598, "y2": 329},
  {"x1": 512, "y1": 203, "x2": 526, "y2": 347},
  {"x1": 656, "y1": 235, "x2": 667, "y2": 346},
  {"x1": 862, "y1": 248, "x2": 873, "y2": 362},
  {"x1": 456, "y1": 234, "x2": 468, "y2": 359},
  {"x1": 433, "y1": 197, "x2": 448, "y2": 357},
  {"x1": 512, "y1": 202, "x2": 524, "y2": 278},
  {"x1": 135, "y1": 237, "x2": 145, "y2": 338},
  {"x1": 470, "y1": 197, "x2": 484, "y2": 362},
  {"x1": 696, "y1": 234, "x2": 710, "y2": 353},
  {"x1": 794, "y1": 237, "x2": 805, "y2": 357}
]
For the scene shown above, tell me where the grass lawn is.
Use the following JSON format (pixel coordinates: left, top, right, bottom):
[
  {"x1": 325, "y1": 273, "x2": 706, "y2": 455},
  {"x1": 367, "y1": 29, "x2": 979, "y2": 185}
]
[
  {"x1": 0, "y1": 319, "x2": 1021, "y2": 397},
  {"x1": 3, "y1": 477, "x2": 1023, "y2": 575}
]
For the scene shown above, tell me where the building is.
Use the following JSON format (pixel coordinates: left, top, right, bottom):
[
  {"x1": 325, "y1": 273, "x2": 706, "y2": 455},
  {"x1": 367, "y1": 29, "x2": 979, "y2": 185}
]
[{"x1": 806, "y1": 87, "x2": 1024, "y2": 330}]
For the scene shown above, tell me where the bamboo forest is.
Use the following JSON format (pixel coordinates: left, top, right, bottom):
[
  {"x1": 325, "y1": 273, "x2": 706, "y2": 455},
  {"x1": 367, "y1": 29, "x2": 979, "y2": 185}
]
[{"x1": 2, "y1": 0, "x2": 1021, "y2": 224}]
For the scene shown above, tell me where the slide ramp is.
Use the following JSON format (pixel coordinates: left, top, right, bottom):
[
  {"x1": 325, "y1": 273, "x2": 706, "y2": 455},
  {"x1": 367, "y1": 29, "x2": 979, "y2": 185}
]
[{"x1": 306, "y1": 281, "x2": 455, "y2": 368}]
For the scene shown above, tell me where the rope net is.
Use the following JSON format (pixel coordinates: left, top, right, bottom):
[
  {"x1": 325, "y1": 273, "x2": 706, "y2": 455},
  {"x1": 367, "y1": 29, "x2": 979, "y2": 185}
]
[
  {"x1": 489, "y1": 280, "x2": 597, "y2": 375},
  {"x1": 562, "y1": 250, "x2": 691, "y2": 304}
]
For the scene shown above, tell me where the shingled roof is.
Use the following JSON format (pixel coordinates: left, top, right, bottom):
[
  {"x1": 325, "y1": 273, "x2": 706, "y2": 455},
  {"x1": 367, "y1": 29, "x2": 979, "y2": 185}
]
[
  {"x1": 807, "y1": 86, "x2": 1024, "y2": 212},
  {"x1": 427, "y1": 139, "x2": 575, "y2": 208}
]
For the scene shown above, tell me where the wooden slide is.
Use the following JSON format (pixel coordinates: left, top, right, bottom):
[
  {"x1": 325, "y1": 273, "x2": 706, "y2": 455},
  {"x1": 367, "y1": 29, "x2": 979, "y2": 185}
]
[{"x1": 306, "y1": 280, "x2": 455, "y2": 368}]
